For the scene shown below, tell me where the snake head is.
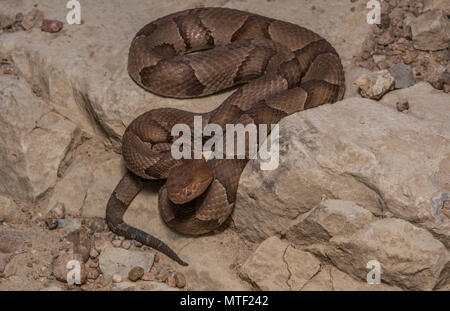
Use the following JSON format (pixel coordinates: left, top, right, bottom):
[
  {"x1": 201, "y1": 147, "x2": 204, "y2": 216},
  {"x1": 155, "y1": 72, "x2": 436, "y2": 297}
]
[{"x1": 166, "y1": 158, "x2": 214, "y2": 204}]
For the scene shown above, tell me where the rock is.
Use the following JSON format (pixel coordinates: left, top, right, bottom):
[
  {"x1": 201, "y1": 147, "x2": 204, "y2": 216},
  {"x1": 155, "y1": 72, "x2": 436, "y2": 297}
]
[
  {"x1": 239, "y1": 236, "x2": 323, "y2": 290},
  {"x1": 234, "y1": 90, "x2": 449, "y2": 246},
  {"x1": 301, "y1": 265, "x2": 401, "y2": 291},
  {"x1": 156, "y1": 266, "x2": 170, "y2": 282},
  {"x1": 0, "y1": 196, "x2": 21, "y2": 223},
  {"x1": 396, "y1": 100, "x2": 409, "y2": 112},
  {"x1": 0, "y1": 253, "x2": 10, "y2": 273},
  {"x1": 0, "y1": 76, "x2": 80, "y2": 202},
  {"x1": 410, "y1": 9, "x2": 450, "y2": 51},
  {"x1": 388, "y1": 63, "x2": 415, "y2": 89},
  {"x1": 284, "y1": 246, "x2": 322, "y2": 290},
  {"x1": 379, "y1": 82, "x2": 450, "y2": 138},
  {"x1": 89, "y1": 248, "x2": 99, "y2": 259},
  {"x1": 239, "y1": 237, "x2": 291, "y2": 290},
  {"x1": 112, "y1": 274, "x2": 122, "y2": 283},
  {"x1": 355, "y1": 70, "x2": 395, "y2": 99},
  {"x1": 45, "y1": 203, "x2": 66, "y2": 229},
  {"x1": 41, "y1": 19, "x2": 63, "y2": 33},
  {"x1": 98, "y1": 247, "x2": 155, "y2": 279},
  {"x1": 121, "y1": 240, "x2": 131, "y2": 250},
  {"x1": 174, "y1": 272, "x2": 186, "y2": 288},
  {"x1": 112, "y1": 239, "x2": 122, "y2": 248},
  {"x1": 327, "y1": 219, "x2": 448, "y2": 290},
  {"x1": 128, "y1": 266, "x2": 144, "y2": 282},
  {"x1": 286, "y1": 200, "x2": 375, "y2": 246},
  {"x1": 52, "y1": 252, "x2": 87, "y2": 285},
  {"x1": 142, "y1": 272, "x2": 156, "y2": 281}
]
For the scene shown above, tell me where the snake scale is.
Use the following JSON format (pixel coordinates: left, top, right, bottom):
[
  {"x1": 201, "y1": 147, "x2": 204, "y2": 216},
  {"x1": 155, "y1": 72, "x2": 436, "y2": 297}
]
[{"x1": 106, "y1": 7, "x2": 345, "y2": 266}]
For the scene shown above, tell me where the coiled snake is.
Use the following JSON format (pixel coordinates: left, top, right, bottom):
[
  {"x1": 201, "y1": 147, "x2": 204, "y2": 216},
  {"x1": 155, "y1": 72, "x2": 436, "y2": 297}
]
[{"x1": 106, "y1": 7, "x2": 345, "y2": 266}]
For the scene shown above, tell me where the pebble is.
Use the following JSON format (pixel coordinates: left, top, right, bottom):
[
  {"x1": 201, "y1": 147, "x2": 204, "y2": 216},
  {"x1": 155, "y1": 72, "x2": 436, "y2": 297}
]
[
  {"x1": 89, "y1": 248, "x2": 99, "y2": 259},
  {"x1": 396, "y1": 100, "x2": 410, "y2": 112},
  {"x1": 157, "y1": 267, "x2": 170, "y2": 282},
  {"x1": 141, "y1": 272, "x2": 156, "y2": 281},
  {"x1": 128, "y1": 266, "x2": 144, "y2": 282},
  {"x1": 46, "y1": 203, "x2": 65, "y2": 221},
  {"x1": 41, "y1": 19, "x2": 63, "y2": 33},
  {"x1": 121, "y1": 240, "x2": 131, "y2": 250},
  {"x1": 111, "y1": 239, "x2": 122, "y2": 248},
  {"x1": 112, "y1": 274, "x2": 122, "y2": 283},
  {"x1": 174, "y1": 272, "x2": 186, "y2": 288}
]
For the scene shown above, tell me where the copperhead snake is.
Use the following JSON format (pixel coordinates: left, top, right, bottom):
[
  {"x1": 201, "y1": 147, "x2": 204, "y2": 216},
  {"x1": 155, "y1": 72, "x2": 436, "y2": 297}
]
[{"x1": 106, "y1": 7, "x2": 345, "y2": 266}]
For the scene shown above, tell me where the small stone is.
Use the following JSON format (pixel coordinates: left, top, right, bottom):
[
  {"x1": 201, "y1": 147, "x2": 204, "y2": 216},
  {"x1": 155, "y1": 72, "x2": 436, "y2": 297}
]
[
  {"x1": 112, "y1": 274, "x2": 122, "y2": 283},
  {"x1": 14, "y1": 13, "x2": 24, "y2": 24},
  {"x1": 355, "y1": 70, "x2": 395, "y2": 99},
  {"x1": 167, "y1": 275, "x2": 177, "y2": 287},
  {"x1": 128, "y1": 266, "x2": 144, "y2": 282},
  {"x1": 142, "y1": 272, "x2": 156, "y2": 281},
  {"x1": 45, "y1": 218, "x2": 58, "y2": 230},
  {"x1": 41, "y1": 19, "x2": 63, "y2": 33},
  {"x1": 121, "y1": 240, "x2": 131, "y2": 250},
  {"x1": 396, "y1": 100, "x2": 410, "y2": 112},
  {"x1": 52, "y1": 252, "x2": 87, "y2": 285},
  {"x1": 157, "y1": 267, "x2": 169, "y2": 282},
  {"x1": 174, "y1": 272, "x2": 186, "y2": 288},
  {"x1": 89, "y1": 248, "x2": 99, "y2": 259},
  {"x1": 111, "y1": 239, "x2": 122, "y2": 248},
  {"x1": 46, "y1": 203, "x2": 65, "y2": 220}
]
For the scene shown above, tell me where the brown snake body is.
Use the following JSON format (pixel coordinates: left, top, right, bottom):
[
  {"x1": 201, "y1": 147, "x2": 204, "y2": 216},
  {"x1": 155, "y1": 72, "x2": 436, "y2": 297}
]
[{"x1": 106, "y1": 7, "x2": 345, "y2": 266}]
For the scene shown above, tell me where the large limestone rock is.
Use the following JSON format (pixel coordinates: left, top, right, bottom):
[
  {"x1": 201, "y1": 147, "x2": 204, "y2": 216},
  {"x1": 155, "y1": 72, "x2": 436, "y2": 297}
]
[
  {"x1": 0, "y1": 76, "x2": 79, "y2": 202},
  {"x1": 239, "y1": 236, "x2": 322, "y2": 291},
  {"x1": 234, "y1": 85, "x2": 449, "y2": 247},
  {"x1": 326, "y1": 219, "x2": 449, "y2": 291},
  {"x1": 239, "y1": 236, "x2": 402, "y2": 291}
]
